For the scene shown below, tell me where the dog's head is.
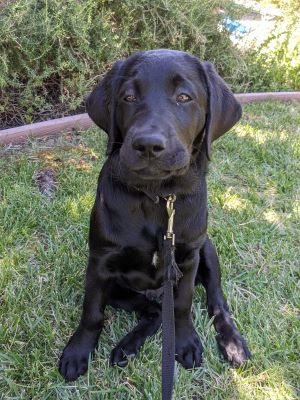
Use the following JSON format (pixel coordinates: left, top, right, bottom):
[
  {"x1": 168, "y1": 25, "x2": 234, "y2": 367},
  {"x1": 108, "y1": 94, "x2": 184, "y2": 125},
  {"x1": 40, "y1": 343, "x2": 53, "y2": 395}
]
[{"x1": 86, "y1": 50, "x2": 241, "y2": 182}]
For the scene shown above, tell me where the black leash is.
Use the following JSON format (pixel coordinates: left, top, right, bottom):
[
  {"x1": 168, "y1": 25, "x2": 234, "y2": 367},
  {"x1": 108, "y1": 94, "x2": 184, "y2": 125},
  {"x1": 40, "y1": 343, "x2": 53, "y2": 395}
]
[
  {"x1": 162, "y1": 195, "x2": 182, "y2": 400},
  {"x1": 134, "y1": 189, "x2": 182, "y2": 399}
]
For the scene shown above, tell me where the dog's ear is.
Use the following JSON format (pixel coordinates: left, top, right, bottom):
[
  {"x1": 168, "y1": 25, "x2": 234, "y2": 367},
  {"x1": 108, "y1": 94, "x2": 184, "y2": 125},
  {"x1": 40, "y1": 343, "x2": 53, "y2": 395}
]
[
  {"x1": 200, "y1": 61, "x2": 242, "y2": 158},
  {"x1": 86, "y1": 60, "x2": 123, "y2": 155}
]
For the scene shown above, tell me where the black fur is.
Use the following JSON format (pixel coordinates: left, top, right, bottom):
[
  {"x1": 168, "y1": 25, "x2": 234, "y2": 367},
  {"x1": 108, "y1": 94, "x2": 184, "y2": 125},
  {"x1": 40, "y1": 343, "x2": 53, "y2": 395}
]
[{"x1": 59, "y1": 50, "x2": 250, "y2": 382}]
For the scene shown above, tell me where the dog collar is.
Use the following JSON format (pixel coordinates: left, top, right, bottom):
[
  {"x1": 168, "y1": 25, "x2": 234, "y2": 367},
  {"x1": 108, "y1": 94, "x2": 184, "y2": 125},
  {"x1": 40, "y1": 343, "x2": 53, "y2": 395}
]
[
  {"x1": 132, "y1": 186, "x2": 162, "y2": 203},
  {"x1": 133, "y1": 186, "x2": 179, "y2": 205}
]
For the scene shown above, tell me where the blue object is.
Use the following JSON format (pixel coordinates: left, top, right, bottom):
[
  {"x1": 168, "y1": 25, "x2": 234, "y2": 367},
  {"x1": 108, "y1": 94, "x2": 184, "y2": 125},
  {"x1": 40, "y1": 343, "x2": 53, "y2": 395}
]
[{"x1": 223, "y1": 16, "x2": 250, "y2": 35}]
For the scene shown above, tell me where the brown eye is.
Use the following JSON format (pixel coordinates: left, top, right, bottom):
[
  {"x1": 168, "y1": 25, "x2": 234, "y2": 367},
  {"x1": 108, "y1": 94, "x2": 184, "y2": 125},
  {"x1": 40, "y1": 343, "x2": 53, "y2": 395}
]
[
  {"x1": 124, "y1": 94, "x2": 137, "y2": 102},
  {"x1": 176, "y1": 93, "x2": 192, "y2": 103}
]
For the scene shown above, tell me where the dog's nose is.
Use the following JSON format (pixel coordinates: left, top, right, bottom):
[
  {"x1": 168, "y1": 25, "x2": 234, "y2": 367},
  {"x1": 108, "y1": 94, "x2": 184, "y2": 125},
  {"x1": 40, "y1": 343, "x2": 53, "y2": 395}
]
[{"x1": 132, "y1": 134, "x2": 166, "y2": 158}]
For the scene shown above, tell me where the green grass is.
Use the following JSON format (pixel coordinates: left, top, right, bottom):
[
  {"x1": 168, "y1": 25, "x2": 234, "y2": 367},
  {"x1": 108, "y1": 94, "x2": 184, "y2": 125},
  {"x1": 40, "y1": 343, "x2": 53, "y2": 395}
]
[{"x1": 0, "y1": 101, "x2": 299, "y2": 399}]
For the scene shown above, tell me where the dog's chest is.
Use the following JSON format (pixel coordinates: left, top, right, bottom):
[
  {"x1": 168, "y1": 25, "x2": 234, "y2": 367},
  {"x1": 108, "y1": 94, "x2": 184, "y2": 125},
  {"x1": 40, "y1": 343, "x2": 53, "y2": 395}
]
[
  {"x1": 106, "y1": 246, "x2": 164, "y2": 291},
  {"x1": 101, "y1": 191, "x2": 203, "y2": 290}
]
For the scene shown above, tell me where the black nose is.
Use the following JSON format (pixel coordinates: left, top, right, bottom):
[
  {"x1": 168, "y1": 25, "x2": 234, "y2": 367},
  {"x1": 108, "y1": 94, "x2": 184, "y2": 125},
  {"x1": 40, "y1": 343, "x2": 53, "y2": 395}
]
[{"x1": 132, "y1": 134, "x2": 166, "y2": 158}]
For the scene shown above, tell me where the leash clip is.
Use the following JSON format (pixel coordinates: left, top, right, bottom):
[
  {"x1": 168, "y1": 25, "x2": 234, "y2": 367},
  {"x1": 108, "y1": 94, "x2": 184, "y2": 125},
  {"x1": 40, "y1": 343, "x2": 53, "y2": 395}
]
[{"x1": 164, "y1": 194, "x2": 176, "y2": 246}]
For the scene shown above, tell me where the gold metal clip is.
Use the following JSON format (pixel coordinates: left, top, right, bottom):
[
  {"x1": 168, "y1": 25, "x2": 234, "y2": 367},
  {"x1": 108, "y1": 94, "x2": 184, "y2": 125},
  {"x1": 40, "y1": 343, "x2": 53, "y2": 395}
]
[{"x1": 164, "y1": 194, "x2": 176, "y2": 245}]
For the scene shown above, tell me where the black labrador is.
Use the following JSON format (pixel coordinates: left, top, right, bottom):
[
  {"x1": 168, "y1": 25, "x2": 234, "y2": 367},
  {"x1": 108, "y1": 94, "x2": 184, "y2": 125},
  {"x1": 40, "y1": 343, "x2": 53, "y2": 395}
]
[{"x1": 59, "y1": 49, "x2": 250, "y2": 382}]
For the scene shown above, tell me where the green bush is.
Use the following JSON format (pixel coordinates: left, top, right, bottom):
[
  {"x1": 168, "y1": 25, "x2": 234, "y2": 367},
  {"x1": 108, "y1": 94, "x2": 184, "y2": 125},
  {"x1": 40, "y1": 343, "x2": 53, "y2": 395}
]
[
  {"x1": 2, "y1": 0, "x2": 298, "y2": 128},
  {"x1": 0, "y1": 0, "x2": 245, "y2": 128},
  {"x1": 244, "y1": 0, "x2": 300, "y2": 91}
]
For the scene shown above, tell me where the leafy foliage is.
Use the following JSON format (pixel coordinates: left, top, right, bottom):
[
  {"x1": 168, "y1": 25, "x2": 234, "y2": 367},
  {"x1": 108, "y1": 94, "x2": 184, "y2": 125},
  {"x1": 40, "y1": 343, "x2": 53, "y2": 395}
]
[
  {"x1": 0, "y1": 0, "x2": 244, "y2": 128},
  {"x1": 1, "y1": 0, "x2": 299, "y2": 128},
  {"x1": 245, "y1": 0, "x2": 300, "y2": 91}
]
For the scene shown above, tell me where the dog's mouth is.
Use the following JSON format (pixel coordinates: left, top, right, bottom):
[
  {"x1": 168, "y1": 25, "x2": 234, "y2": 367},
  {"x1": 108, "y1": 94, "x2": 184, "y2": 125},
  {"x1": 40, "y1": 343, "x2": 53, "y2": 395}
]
[
  {"x1": 118, "y1": 145, "x2": 191, "y2": 182},
  {"x1": 132, "y1": 165, "x2": 188, "y2": 180}
]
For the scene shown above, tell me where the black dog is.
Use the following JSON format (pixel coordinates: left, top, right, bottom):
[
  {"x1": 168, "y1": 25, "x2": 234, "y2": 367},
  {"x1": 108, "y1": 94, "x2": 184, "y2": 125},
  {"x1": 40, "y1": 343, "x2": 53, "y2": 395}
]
[{"x1": 59, "y1": 49, "x2": 250, "y2": 382}]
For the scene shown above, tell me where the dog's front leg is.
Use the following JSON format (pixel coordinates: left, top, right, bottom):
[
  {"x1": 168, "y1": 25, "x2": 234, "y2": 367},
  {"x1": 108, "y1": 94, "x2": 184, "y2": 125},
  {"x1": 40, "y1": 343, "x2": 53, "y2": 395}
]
[
  {"x1": 174, "y1": 249, "x2": 203, "y2": 369},
  {"x1": 59, "y1": 255, "x2": 109, "y2": 381},
  {"x1": 198, "y1": 236, "x2": 251, "y2": 366}
]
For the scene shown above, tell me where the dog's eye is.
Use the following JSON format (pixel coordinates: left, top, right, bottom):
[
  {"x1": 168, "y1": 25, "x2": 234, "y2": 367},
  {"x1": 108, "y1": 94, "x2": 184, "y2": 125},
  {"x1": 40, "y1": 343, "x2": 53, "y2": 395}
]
[
  {"x1": 124, "y1": 94, "x2": 137, "y2": 103},
  {"x1": 176, "y1": 93, "x2": 192, "y2": 103}
]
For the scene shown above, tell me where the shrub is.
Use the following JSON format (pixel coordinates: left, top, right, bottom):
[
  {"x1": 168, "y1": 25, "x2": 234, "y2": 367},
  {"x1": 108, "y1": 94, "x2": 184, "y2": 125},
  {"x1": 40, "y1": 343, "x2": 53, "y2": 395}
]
[
  {"x1": 0, "y1": 0, "x2": 245, "y2": 128},
  {"x1": 244, "y1": 0, "x2": 300, "y2": 91}
]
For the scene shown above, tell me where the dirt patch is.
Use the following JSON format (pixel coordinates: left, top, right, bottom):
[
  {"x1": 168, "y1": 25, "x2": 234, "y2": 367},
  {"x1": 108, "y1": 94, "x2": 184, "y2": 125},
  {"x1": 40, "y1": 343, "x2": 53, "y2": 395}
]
[{"x1": 34, "y1": 168, "x2": 57, "y2": 199}]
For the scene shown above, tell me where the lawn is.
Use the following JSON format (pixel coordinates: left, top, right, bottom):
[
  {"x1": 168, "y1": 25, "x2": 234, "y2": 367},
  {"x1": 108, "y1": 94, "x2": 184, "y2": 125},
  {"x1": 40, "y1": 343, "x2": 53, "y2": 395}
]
[{"x1": 0, "y1": 101, "x2": 299, "y2": 400}]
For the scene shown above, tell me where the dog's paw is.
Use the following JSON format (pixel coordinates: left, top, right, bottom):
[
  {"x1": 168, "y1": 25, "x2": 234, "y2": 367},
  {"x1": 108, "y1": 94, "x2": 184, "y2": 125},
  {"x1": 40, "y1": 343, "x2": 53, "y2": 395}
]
[
  {"x1": 175, "y1": 328, "x2": 203, "y2": 369},
  {"x1": 216, "y1": 330, "x2": 251, "y2": 367},
  {"x1": 110, "y1": 345, "x2": 136, "y2": 367},
  {"x1": 109, "y1": 334, "x2": 142, "y2": 367},
  {"x1": 59, "y1": 346, "x2": 90, "y2": 382}
]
